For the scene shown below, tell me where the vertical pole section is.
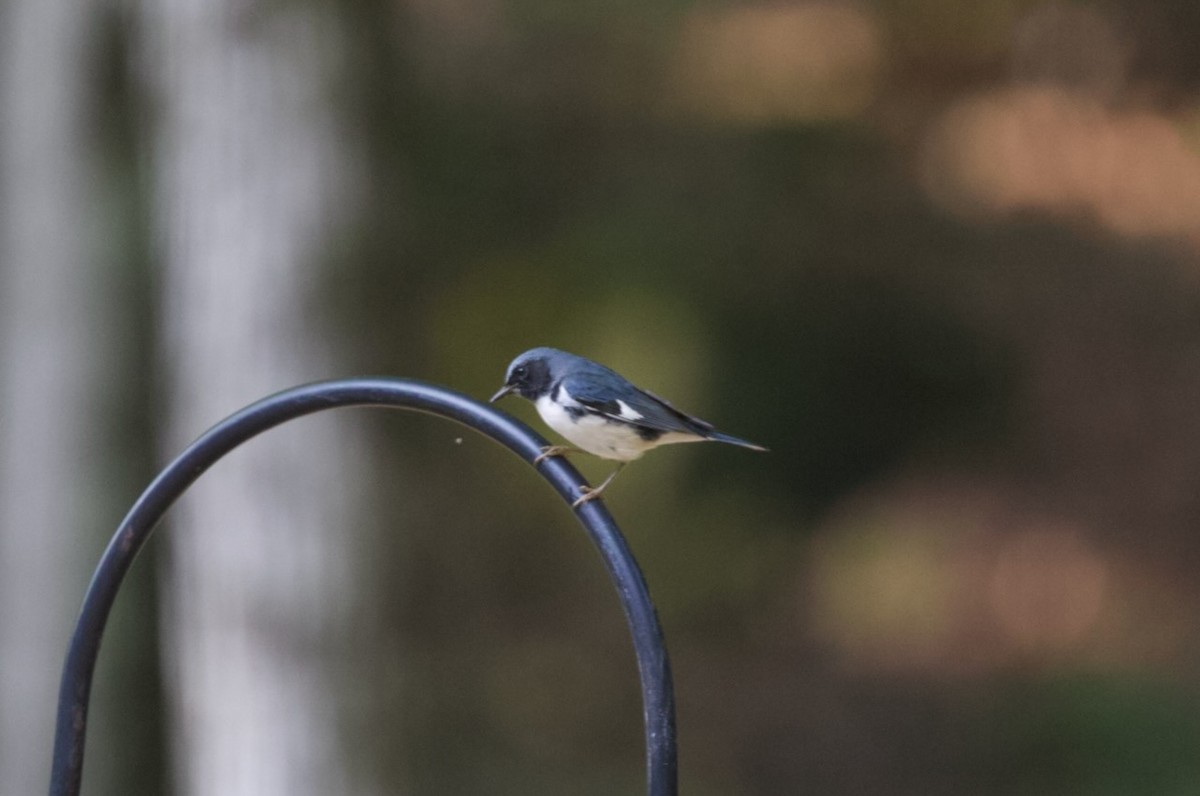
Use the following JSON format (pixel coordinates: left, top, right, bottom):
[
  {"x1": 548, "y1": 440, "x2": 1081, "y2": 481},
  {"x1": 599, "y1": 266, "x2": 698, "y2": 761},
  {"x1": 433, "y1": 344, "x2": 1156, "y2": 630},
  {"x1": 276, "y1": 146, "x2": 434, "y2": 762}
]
[{"x1": 48, "y1": 378, "x2": 677, "y2": 796}]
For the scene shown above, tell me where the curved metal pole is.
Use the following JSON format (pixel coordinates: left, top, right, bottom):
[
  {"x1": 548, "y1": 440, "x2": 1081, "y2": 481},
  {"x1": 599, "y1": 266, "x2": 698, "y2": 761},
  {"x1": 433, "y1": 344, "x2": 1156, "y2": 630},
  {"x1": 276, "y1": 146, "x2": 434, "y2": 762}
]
[{"x1": 48, "y1": 378, "x2": 677, "y2": 796}]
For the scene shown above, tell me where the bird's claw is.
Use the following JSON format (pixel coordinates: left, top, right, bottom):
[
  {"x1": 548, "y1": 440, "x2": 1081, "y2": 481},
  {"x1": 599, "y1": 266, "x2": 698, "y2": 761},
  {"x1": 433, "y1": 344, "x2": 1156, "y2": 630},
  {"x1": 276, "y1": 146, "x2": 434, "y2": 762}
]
[
  {"x1": 570, "y1": 463, "x2": 624, "y2": 508},
  {"x1": 571, "y1": 486, "x2": 604, "y2": 508},
  {"x1": 534, "y1": 445, "x2": 578, "y2": 464}
]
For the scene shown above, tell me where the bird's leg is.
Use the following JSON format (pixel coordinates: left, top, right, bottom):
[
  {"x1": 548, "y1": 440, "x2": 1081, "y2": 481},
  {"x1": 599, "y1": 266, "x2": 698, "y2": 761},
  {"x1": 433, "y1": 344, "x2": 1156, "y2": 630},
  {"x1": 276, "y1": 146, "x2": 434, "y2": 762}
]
[
  {"x1": 572, "y1": 463, "x2": 627, "y2": 508},
  {"x1": 534, "y1": 445, "x2": 582, "y2": 464}
]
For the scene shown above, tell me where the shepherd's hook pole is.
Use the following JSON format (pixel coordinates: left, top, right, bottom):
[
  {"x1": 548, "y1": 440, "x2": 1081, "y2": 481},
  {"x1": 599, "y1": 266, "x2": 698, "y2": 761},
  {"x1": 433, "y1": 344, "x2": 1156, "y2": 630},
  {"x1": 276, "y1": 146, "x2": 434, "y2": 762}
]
[{"x1": 48, "y1": 378, "x2": 677, "y2": 796}]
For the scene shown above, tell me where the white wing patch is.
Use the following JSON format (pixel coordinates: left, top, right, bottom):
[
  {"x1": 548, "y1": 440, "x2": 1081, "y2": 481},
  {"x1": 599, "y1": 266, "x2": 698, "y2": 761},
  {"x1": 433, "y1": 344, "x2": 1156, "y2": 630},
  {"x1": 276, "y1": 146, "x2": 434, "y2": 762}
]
[{"x1": 615, "y1": 400, "x2": 644, "y2": 421}]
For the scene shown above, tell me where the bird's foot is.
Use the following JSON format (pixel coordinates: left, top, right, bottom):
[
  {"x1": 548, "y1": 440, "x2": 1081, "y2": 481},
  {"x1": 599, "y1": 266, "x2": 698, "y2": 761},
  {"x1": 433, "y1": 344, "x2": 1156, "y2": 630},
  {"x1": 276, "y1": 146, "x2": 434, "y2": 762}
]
[
  {"x1": 570, "y1": 463, "x2": 625, "y2": 508},
  {"x1": 534, "y1": 445, "x2": 580, "y2": 464},
  {"x1": 571, "y1": 485, "x2": 605, "y2": 508}
]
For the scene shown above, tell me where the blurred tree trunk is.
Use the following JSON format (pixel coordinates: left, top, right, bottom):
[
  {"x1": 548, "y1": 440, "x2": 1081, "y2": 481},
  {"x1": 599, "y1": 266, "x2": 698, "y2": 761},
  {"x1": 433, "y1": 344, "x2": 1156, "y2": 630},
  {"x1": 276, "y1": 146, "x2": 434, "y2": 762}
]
[
  {"x1": 140, "y1": 2, "x2": 364, "y2": 794},
  {"x1": 0, "y1": 0, "x2": 98, "y2": 793}
]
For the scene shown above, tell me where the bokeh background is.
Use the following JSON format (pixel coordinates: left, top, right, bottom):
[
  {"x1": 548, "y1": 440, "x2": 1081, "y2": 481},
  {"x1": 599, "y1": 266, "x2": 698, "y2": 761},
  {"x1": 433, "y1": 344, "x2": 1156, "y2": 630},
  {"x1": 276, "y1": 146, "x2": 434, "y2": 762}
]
[{"x1": 5, "y1": 1, "x2": 1200, "y2": 794}]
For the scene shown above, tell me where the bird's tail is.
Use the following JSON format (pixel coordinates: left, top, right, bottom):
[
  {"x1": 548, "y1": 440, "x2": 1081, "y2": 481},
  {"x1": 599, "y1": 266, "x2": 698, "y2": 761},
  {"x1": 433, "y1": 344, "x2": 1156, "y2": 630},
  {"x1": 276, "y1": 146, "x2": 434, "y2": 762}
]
[{"x1": 706, "y1": 431, "x2": 769, "y2": 452}]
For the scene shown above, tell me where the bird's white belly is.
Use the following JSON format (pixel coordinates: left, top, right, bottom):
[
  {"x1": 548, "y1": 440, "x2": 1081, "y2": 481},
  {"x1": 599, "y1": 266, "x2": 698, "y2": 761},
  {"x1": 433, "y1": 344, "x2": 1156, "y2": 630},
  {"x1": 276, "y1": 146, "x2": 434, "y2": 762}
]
[{"x1": 536, "y1": 394, "x2": 651, "y2": 461}]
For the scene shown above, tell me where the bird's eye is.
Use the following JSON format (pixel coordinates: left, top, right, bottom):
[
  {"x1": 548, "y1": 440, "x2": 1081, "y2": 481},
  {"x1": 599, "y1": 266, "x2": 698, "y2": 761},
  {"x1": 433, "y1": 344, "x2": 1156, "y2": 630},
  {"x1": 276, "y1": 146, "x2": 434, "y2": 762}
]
[{"x1": 512, "y1": 365, "x2": 528, "y2": 380}]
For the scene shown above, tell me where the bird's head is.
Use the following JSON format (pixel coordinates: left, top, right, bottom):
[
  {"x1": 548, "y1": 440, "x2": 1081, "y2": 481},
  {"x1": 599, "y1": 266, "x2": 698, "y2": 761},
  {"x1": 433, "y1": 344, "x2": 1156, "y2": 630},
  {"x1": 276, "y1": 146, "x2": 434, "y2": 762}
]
[{"x1": 489, "y1": 348, "x2": 561, "y2": 403}]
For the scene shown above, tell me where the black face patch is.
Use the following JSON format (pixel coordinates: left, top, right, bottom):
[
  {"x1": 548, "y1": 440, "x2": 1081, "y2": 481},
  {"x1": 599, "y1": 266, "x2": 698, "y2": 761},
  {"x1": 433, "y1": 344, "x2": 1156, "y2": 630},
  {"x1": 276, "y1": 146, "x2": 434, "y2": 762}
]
[{"x1": 510, "y1": 357, "x2": 553, "y2": 399}]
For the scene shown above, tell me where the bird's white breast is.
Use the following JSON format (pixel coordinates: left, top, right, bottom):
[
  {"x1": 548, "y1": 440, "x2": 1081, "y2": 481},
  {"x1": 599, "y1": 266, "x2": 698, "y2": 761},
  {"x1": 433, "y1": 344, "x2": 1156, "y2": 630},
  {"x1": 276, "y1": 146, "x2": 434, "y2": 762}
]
[{"x1": 535, "y1": 393, "x2": 653, "y2": 462}]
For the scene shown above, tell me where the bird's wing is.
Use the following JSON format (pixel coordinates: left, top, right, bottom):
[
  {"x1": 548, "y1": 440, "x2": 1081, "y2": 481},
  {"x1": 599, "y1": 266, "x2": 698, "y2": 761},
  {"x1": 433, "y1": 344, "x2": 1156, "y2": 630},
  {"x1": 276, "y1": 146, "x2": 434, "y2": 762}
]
[{"x1": 561, "y1": 371, "x2": 714, "y2": 436}]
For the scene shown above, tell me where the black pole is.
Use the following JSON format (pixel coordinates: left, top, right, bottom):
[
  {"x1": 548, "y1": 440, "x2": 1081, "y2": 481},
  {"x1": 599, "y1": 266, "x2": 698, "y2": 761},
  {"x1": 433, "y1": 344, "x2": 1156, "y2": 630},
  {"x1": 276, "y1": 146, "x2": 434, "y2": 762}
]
[{"x1": 48, "y1": 378, "x2": 677, "y2": 796}]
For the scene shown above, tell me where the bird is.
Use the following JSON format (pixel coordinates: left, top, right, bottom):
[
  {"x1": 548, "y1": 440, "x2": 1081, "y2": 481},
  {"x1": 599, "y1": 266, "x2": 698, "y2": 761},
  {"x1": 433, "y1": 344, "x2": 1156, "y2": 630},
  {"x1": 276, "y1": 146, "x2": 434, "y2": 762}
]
[{"x1": 489, "y1": 347, "x2": 767, "y2": 507}]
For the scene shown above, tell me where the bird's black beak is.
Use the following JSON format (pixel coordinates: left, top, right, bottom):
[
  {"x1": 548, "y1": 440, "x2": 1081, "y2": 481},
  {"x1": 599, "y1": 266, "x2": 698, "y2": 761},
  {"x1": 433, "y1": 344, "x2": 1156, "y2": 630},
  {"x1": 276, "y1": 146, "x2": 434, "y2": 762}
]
[{"x1": 489, "y1": 384, "x2": 516, "y2": 403}]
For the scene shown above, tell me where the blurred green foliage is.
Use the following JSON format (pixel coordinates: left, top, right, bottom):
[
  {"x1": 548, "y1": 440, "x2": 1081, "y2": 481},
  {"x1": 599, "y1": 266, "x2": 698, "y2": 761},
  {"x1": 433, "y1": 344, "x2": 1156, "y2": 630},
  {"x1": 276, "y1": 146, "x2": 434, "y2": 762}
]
[{"x1": 77, "y1": 0, "x2": 1200, "y2": 792}]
